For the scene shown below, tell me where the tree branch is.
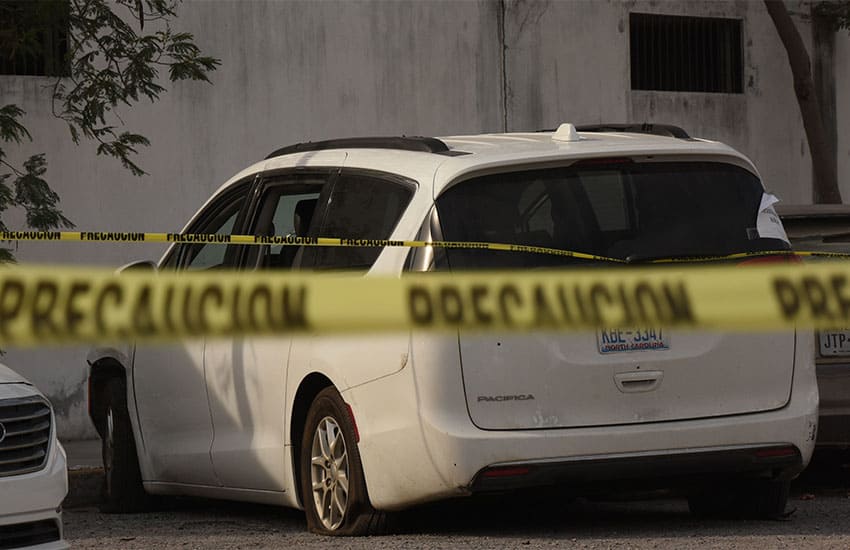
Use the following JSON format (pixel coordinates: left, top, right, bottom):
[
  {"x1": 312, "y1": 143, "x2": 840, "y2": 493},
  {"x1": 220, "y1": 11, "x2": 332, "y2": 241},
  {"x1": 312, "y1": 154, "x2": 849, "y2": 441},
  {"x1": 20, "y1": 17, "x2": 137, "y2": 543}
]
[{"x1": 764, "y1": 0, "x2": 841, "y2": 203}]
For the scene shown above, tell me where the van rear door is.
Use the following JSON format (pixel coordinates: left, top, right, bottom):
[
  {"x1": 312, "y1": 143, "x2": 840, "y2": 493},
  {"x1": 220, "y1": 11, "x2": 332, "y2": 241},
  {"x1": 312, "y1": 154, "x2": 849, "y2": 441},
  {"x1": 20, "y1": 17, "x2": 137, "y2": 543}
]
[{"x1": 436, "y1": 160, "x2": 795, "y2": 430}]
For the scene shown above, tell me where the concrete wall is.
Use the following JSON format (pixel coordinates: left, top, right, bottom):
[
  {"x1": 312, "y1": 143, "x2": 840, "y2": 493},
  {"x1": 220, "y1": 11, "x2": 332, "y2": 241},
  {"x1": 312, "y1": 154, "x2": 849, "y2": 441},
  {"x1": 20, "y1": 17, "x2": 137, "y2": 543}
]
[
  {"x1": 0, "y1": 0, "x2": 505, "y2": 438},
  {"x1": 0, "y1": 0, "x2": 843, "y2": 439},
  {"x1": 503, "y1": 0, "x2": 630, "y2": 130},
  {"x1": 628, "y1": 0, "x2": 814, "y2": 203}
]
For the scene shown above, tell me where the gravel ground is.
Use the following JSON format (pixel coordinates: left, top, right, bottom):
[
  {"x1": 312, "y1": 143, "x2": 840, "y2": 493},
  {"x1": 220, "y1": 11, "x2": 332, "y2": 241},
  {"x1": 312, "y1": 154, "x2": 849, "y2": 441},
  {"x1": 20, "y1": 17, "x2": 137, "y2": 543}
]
[
  {"x1": 64, "y1": 453, "x2": 850, "y2": 549},
  {"x1": 65, "y1": 491, "x2": 850, "y2": 549}
]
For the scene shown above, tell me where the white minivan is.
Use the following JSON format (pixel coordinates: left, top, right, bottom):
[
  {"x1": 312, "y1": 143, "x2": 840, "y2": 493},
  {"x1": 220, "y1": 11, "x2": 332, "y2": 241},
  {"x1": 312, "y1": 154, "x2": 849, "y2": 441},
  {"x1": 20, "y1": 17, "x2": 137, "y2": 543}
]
[{"x1": 88, "y1": 124, "x2": 818, "y2": 535}]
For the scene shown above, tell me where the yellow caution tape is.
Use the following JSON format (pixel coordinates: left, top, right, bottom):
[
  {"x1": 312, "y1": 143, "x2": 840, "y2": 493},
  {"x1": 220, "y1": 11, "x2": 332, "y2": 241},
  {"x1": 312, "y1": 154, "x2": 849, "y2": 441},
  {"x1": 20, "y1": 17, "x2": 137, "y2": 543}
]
[
  {"x1": 2, "y1": 230, "x2": 850, "y2": 263},
  {"x1": 0, "y1": 230, "x2": 620, "y2": 263},
  {"x1": 1, "y1": 262, "x2": 850, "y2": 348}
]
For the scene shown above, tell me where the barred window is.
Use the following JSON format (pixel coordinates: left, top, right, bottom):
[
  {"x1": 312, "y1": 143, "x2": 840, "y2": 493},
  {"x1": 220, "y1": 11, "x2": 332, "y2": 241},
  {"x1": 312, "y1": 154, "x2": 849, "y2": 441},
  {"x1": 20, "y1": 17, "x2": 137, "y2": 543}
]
[
  {"x1": 630, "y1": 13, "x2": 743, "y2": 94},
  {"x1": 0, "y1": 0, "x2": 70, "y2": 77}
]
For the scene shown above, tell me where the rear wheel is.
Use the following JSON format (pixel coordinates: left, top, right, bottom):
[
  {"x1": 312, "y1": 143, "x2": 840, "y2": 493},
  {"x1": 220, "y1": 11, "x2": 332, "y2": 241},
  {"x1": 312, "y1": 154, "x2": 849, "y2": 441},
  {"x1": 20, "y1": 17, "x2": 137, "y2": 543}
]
[
  {"x1": 299, "y1": 387, "x2": 386, "y2": 535},
  {"x1": 99, "y1": 378, "x2": 154, "y2": 513},
  {"x1": 688, "y1": 479, "x2": 790, "y2": 519}
]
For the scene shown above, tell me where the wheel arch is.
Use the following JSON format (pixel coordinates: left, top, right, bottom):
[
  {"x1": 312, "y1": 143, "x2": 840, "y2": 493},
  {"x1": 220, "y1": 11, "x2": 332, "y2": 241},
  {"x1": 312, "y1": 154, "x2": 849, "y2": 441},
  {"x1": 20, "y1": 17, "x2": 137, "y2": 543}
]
[
  {"x1": 290, "y1": 372, "x2": 335, "y2": 507},
  {"x1": 88, "y1": 353, "x2": 130, "y2": 438}
]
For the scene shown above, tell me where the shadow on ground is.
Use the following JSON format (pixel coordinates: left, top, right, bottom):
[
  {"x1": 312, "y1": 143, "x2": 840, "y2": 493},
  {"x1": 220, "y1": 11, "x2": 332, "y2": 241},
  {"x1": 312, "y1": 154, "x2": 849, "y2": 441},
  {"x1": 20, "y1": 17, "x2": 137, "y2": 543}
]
[{"x1": 65, "y1": 449, "x2": 850, "y2": 542}]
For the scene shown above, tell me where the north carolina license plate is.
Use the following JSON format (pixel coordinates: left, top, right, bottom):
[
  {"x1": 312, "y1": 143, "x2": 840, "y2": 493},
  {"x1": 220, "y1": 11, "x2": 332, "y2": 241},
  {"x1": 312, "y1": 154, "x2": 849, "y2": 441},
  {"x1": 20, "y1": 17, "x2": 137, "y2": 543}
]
[
  {"x1": 597, "y1": 328, "x2": 670, "y2": 354},
  {"x1": 819, "y1": 330, "x2": 850, "y2": 356}
]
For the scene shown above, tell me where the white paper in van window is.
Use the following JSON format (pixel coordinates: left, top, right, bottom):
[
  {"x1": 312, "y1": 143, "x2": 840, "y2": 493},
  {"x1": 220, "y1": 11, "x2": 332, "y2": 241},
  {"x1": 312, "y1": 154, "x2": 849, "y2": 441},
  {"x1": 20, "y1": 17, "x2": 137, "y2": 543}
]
[{"x1": 756, "y1": 193, "x2": 789, "y2": 243}]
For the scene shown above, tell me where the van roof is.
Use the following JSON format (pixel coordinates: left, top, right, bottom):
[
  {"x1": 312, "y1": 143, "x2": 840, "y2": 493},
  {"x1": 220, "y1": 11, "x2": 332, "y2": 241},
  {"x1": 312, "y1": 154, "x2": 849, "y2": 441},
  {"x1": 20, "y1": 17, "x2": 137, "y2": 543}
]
[{"x1": 219, "y1": 127, "x2": 755, "y2": 202}]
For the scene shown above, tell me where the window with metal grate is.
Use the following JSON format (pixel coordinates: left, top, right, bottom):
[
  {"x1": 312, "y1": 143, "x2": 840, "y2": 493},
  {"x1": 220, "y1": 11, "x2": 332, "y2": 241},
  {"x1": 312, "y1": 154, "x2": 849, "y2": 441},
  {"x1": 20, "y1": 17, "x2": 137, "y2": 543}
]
[
  {"x1": 630, "y1": 13, "x2": 743, "y2": 94},
  {"x1": 0, "y1": 0, "x2": 70, "y2": 77}
]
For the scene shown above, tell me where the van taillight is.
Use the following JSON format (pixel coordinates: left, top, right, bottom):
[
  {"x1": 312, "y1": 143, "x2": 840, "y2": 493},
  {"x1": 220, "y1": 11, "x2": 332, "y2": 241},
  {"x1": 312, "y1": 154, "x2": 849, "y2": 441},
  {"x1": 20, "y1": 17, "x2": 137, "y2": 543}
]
[
  {"x1": 753, "y1": 446, "x2": 798, "y2": 459},
  {"x1": 481, "y1": 466, "x2": 531, "y2": 478}
]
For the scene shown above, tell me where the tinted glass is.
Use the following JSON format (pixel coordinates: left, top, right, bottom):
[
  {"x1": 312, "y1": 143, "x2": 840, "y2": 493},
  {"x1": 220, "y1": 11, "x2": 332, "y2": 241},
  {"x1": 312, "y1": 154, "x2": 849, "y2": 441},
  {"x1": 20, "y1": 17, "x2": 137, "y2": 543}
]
[
  {"x1": 304, "y1": 173, "x2": 414, "y2": 270},
  {"x1": 159, "y1": 181, "x2": 252, "y2": 270},
  {"x1": 436, "y1": 162, "x2": 787, "y2": 269},
  {"x1": 248, "y1": 185, "x2": 323, "y2": 269},
  {"x1": 184, "y1": 197, "x2": 246, "y2": 270}
]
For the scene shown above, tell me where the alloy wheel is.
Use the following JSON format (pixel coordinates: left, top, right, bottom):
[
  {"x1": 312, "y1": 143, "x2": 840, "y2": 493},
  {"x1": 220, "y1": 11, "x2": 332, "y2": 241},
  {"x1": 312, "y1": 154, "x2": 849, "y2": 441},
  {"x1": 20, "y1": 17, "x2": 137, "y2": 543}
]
[{"x1": 310, "y1": 416, "x2": 350, "y2": 530}]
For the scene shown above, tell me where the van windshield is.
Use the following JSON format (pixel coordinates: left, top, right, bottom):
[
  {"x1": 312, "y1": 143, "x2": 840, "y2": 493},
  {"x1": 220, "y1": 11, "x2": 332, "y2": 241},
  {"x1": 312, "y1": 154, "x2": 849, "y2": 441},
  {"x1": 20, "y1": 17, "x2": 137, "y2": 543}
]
[{"x1": 435, "y1": 161, "x2": 789, "y2": 269}]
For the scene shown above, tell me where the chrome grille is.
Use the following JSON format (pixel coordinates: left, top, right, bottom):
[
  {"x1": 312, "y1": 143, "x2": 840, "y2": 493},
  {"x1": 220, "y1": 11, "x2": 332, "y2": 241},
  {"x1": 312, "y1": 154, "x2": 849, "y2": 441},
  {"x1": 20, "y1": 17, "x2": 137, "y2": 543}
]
[{"x1": 0, "y1": 396, "x2": 51, "y2": 477}]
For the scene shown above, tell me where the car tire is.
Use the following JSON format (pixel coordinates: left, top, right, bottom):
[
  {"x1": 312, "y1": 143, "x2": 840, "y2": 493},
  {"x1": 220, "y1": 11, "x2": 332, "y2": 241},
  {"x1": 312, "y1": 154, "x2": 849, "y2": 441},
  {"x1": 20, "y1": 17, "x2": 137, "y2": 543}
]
[
  {"x1": 688, "y1": 479, "x2": 790, "y2": 519},
  {"x1": 299, "y1": 387, "x2": 386, "y2": 536},
  {"x1": 99, "y1": 378, "x2": 153, "y2": 513}
]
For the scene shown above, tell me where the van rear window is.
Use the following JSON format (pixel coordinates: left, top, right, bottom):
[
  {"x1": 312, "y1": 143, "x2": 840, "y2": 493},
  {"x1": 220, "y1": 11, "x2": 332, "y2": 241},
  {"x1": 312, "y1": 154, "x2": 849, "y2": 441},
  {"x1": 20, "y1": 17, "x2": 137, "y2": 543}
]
[{"x1": 435, "y1": 161, "x2": 788, "y2": 269}]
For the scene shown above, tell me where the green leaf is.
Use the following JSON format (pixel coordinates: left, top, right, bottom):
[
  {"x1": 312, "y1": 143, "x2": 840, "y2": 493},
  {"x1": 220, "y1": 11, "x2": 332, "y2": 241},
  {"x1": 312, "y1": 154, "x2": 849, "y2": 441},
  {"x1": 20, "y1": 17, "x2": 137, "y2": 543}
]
[{"x1": 0, "y1": 105, "x2": 32, "y2": 144}]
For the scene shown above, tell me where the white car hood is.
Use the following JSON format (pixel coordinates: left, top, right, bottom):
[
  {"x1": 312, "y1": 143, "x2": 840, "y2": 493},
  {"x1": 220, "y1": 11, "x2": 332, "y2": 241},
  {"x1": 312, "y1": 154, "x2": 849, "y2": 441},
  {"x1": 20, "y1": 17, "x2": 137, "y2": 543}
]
[{"x1": 0, "y1": 362, "x2": 31, "y2": 385}]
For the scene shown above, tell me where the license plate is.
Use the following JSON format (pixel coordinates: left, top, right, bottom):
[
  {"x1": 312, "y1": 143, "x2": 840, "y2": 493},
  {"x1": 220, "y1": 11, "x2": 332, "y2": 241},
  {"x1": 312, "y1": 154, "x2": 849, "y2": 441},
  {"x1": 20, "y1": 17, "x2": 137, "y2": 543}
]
[
  {"x1": 597, "y1": 328, "x2": 670, "y2": 354},
  {"x1": 819, "y1": 330, "x2": 850, "y2": 356}
]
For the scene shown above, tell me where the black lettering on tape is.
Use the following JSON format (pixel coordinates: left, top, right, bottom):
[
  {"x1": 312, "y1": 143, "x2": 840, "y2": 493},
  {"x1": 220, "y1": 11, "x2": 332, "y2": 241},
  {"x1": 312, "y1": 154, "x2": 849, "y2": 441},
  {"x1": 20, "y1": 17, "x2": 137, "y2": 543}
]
[
  {"x1": 408, "y1": 286, "x2": 433, "y2": 325},
  {"x1": 198, "y1": 286, "x2": 224, "y2": 332},
  {"x1": 633, "y1": 283, "x2": 661, "y2": 324},
  {"x1": 532, "y1": 285, "x2": 556, "y2": 327},
  {"x1": 556, "y1": 286, "x2": 574, "y2": 325},
  {"x1": 133, "y1": 286, "x2": 157, "y2": 336},
  {"x1": 573, "y1": 285, "x2": 592, "y2": 324},
  {"x1": 230, "y1": 286, "x2": 244, "y2": 332},
  {"x1": 662, "y1": 282, "x2": 695, "y2": 324},
  {"x1": 247, "y1": 285, "x2": 273, "y2": 332},
  {"x1": 588, "y1": 284, "x2": 612, "y2": 324},
  {"x1": 803, "y1": 276, "x2": 833, "y2": 320},
  {"x1": 498, "y1": 285, "x2": 521, "y2": 326},
  {"x1": 282, "y1": 286, "x2": 308, "y2": 328},
  {"x1": 95, "y1": 283, "x2": 124, "y2": 337},
  {"x1": 184, "y1": 286, "x2": 203, "y2": 335},
  {"x1": 31, "y1": 281, "x2": 59, "y2": 338},
  {"x1": 65, "y1": 281, "x2": 91, "y2": 336},
  {"x1": 470, "y1": 285, "x2": 492, "y2": 325},
  {"x1": 162, "y1": 286, "x2": 176, "y2": 333},
  {"x1": 618, "y1": 285, "x2": 637, "y2": 325},
  {"x1": 440, "y1": 287, "x2": 464, "y2": 324},
  {"x1": 830, "y1": 275, "x2": 850, "y2": 319},
  {"x1": 773, "y1": 278, "x2": 800, "y2": 319},
  {"x1": 0, "y1": 278, "x2": 24, "y2": 338}
]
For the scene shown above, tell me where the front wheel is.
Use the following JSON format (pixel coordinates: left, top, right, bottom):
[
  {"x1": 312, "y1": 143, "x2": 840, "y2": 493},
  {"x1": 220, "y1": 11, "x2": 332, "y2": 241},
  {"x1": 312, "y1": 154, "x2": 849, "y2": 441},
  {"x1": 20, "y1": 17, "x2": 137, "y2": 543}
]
[
  {"x1": 99, "y1": 378, "x2": 154, "y2": 513},
  {"x1": 299, "y1": 387, "x2": 386, "y2": 535}
]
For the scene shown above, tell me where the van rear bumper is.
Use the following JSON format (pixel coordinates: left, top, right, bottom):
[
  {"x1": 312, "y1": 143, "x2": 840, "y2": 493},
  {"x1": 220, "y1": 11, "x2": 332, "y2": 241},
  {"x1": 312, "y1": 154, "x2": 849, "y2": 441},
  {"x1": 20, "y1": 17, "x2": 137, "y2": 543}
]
[{"x1": 471, "y1": 444, "x2": 803, "y2": 493}]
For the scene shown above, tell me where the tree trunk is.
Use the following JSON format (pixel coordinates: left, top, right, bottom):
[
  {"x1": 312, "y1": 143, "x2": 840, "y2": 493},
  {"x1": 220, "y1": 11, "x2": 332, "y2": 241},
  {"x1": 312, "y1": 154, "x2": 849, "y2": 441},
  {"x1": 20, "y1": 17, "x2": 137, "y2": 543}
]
[{"x1": 764, "y1": 0, "x2": 841, "y2": 203}]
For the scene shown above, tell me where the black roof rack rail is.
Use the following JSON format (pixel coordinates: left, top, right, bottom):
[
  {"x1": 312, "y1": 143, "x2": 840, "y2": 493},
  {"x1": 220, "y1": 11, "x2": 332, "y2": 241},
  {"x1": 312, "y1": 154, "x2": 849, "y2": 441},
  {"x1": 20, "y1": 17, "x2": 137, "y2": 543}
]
[
  {"x1": 575, "y1": 123, "x2": 691, "y2": 139},
  {"x1": 265, "y1": 136, "x2": 450, "y2": 159}
]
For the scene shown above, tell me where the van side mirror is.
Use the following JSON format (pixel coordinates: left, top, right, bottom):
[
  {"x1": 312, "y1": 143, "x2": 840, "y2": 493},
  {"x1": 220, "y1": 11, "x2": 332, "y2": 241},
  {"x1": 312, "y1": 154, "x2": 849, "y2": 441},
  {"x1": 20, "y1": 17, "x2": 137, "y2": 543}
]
[{"x1": 117, "y1": 260, "x2": 157, "y2": 274}]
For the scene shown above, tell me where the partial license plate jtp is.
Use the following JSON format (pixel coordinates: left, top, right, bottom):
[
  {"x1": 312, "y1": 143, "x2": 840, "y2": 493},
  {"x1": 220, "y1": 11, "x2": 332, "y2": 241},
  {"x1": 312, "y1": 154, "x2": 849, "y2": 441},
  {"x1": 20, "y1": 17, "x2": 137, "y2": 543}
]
[{"x1": 819, "y1": 330, "x2": 850, "y2": 356}]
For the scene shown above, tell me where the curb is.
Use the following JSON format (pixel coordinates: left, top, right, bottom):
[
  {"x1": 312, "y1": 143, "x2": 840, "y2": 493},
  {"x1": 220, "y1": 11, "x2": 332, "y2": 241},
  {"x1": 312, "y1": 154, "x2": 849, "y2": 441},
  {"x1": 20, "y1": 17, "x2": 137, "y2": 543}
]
[{"x1": 65, "y1": 467, "x2": 103, "y2": 509}]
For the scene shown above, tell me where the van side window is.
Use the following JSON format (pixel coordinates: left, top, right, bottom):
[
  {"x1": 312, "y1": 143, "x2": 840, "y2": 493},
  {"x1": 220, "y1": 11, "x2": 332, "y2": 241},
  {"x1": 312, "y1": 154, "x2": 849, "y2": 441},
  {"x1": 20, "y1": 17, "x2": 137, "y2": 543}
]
[
  {"x1": 161, "y1": 181, "x2": 251, "y2": 270},
  {"x1": 245, "y1": 176, "x2": 326, "y2": 270},
  {"x1": 303, "y1": 173, "x2": 414, "y2": 271}
]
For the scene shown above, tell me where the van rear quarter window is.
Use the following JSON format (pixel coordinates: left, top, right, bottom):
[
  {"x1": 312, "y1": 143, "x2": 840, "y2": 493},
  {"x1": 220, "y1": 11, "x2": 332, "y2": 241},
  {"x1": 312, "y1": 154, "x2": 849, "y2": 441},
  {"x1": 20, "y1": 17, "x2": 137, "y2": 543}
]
[
  {"x1": 435, "y1": 162, "x2": 788, "y2": 269},
  {"x1": 303, "y1": 173, "x2": 414, "y2": 270}
]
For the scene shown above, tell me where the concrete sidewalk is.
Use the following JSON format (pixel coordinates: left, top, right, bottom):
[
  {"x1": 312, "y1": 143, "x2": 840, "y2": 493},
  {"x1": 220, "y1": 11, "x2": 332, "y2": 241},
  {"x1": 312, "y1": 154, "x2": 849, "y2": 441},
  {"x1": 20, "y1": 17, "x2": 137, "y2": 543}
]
[{"x1": 62, "y1": 439, "x2": 102, "y2": 508}]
